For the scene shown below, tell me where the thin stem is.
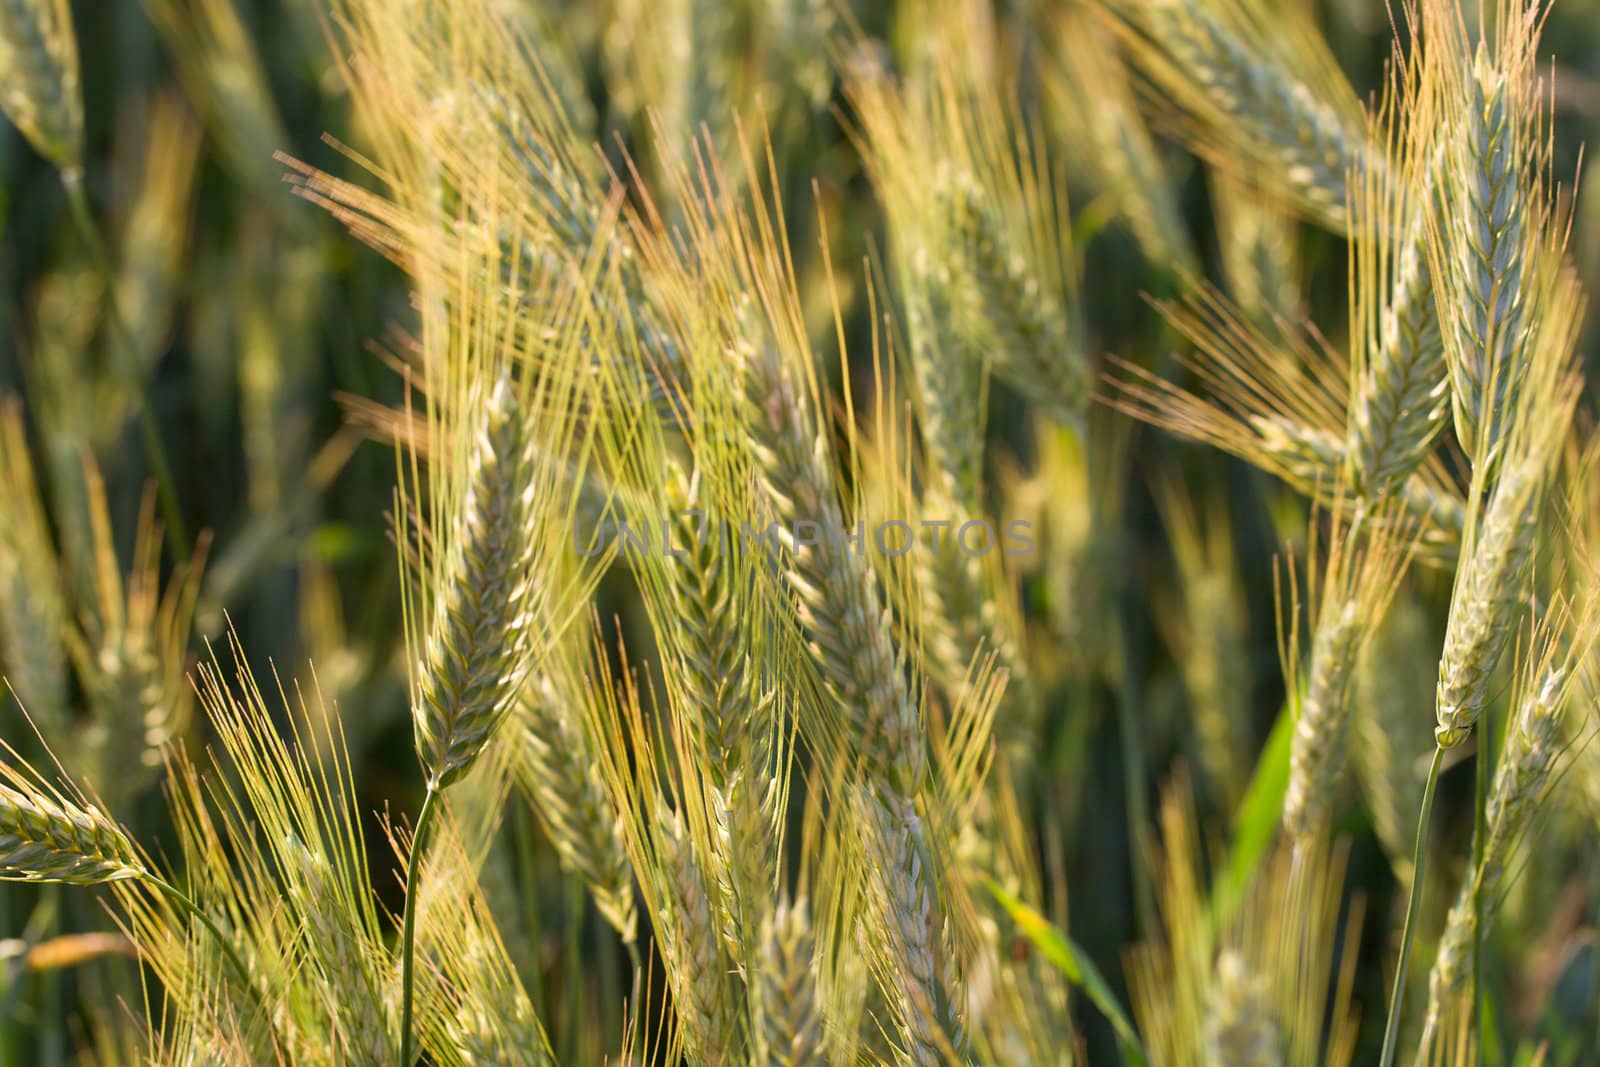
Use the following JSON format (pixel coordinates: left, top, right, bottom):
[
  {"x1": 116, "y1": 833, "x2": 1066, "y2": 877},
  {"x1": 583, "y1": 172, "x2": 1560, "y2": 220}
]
[
  {"x1": 1379, "y1": 745, "x2": 1445, "y2": 1067},
  {"x1": 60, "y1": 174, "x2": 191, "y2": 560},
  {"x1": 1472, "y1": 719, "x2": 1488, "y2": 1067},
  {"x1": 398, "y1": 785, "x2": 441, "y2": 1067},
  {"x1": 565, "y1": 871, "x2": 582, "y2": 1056},
  {"x1": 624, "y1": 936, "x2": 644, "y2": 1062}
]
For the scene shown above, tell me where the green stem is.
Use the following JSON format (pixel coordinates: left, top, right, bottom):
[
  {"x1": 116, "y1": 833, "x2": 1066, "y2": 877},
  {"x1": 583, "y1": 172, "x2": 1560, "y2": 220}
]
[
  {"x1": 624, "y1": 936, "x2": 643, "y2": 1062},
  {"x1": 1473, "y1": 718, "x2": 1488, "y2": 1067},
  {"x1": 564, "y1": 872, "x2": 583, "y2": 1060},
  {"x1": 398, "y1": 785, "x2": 441, "y2": 1067},
  {"x1": 60, "y1": 174, "x2": 191, "y2": 560},
  {"x1": 1379, "y1": 745, "x2": 1445, "y2": 1067}
]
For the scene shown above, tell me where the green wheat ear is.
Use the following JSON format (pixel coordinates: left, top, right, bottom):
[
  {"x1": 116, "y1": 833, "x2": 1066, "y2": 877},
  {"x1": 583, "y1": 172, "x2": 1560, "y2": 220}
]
[
  {"x1": 0, "y1": 0, "x2": 83, "y2": 175},
  {"x1": 0, "y1": 780, "x2": 145, "y2": 885},
  {"x1": 414, "y1": 379, "x2": 542, "y2": 790},
  {"x1": 1105, "y1": 0, "x2": 1376, "y2": 231}
]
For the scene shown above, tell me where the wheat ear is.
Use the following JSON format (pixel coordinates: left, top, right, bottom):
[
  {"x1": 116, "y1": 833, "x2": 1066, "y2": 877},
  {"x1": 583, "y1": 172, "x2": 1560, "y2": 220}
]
[
  {"x1": 0, "y1": 780, "x2": 144, "y2": 885},
  {"x1": 1420, "y1": 666, "x2": 1566, "y2": 1049},
  {"x1": 286, "y1": 839, "x2": 393, "y2": 1064},
  {"x1": 514, "y1": 687, "x2": 638, "y2": 942},
  {"x1": 1213, "y1": 175, "x2": 1305, "y2": 326},
  {"x1": 1435, "y1": 53, "x2": 1531, "y2": 462},
  {"x1": 1205, "y1": 950, "x2": 1284, "y2": 1067},
  {"x1": 413, "y1": 379, "x2": 541, "y2": 789},
  {"x1": 0, "y1": 0, "x2": 82, "y2": 174},
  {"x1": 0, "y1": 399, "x2": 70, "y2": 739},
  {"x1": 938, "y1": 169, "x2": 1088, "y2": 431},
  {"x1": 1112, "y1": 0, "x2": 1373, "y2": 229},
  {"x1": 759, "y1": 897, "x2": 825, "y2": 1067},
  {"x1": 739, "y1": 335, "x2": 961, "y2": 1055},
  {"x1": 1282, "y1": 600, "x2": 1366, "y2": 841},
  {"x1": 660, "y1": 814, "x2": 742, "y2": 1067},
  {"x1": 1435, "y1": 457, "x2": 1543, "y2": 748},
  {"x1": 740, "y1": 338, "x2": 923, "y2": 797},
  {"x1": 1351, "y1": 217, "x2": 1448, "y2": 498}
]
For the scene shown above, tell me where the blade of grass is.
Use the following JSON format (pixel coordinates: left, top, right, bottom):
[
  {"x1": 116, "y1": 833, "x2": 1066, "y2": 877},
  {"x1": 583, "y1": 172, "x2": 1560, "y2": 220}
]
[
  {"x1": 1210, "y1": 700, "x2": 1293, "y2": 929},
  {"x1": 986, "y1": 879, "x2": 1148, "y2": 1066}
]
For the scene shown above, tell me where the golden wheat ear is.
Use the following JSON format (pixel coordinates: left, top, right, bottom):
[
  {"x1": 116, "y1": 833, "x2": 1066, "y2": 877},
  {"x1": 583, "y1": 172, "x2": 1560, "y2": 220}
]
[{"x1": 1414, "y1": 0, "x2": 1578, "y2": 474}]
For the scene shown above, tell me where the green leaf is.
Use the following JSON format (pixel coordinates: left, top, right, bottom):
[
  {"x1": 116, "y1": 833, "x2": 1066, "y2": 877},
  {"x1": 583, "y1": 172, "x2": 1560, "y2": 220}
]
[
  {"x1": 985, "y1": 879, "x2": 1148, "y2": 1067},
  {"x1": 1210, "y1": 701, "x2": 1293, "y2": 930}
]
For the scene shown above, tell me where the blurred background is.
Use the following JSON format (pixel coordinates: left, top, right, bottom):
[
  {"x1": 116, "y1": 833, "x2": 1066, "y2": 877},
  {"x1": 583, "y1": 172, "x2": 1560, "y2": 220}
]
[{"x1": 4, "y1": 0, "x2": 1600, "y2": 1061}]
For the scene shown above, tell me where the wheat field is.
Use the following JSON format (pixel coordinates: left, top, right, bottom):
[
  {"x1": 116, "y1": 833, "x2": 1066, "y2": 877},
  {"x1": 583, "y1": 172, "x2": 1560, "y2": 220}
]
[{"x1": 2, "y1": 0, "x2": 1600, "y2": 1063}]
